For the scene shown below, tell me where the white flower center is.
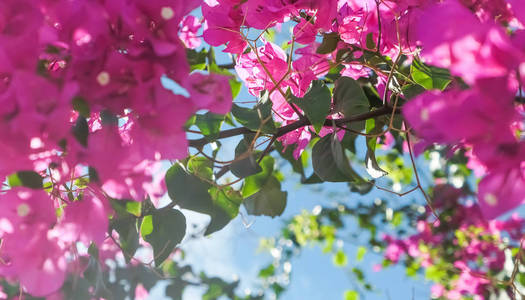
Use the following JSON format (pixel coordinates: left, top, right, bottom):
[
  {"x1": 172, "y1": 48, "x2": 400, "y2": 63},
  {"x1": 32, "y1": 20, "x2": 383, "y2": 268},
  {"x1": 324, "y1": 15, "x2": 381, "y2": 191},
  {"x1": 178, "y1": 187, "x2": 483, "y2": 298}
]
[
  {"x1": 161, "y1": 7, "x2": 175, "y2": 20},
  {"x1": 17, "y1": 203, "x2": 30, "y2": 217},
  {"x1": 421, "y1": 108, "x2": 429, "y2": 121},
  {"x1": 97, "y1": 71, "x2": 110, "y2": 86},
  {"x1": 484, "y1": 193, "x2": 498, "y2": 206}
]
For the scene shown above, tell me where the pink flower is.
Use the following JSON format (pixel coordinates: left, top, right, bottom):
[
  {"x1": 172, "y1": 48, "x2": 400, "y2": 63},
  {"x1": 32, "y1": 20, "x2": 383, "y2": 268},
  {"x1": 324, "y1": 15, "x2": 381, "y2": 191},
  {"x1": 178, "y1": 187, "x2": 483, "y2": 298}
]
[
  {"x1": 430, "y1": 284, "x2": 445, "y2": 298},
  {"x1": 202, "y1": 1, "x2": 246, "y2": 53},
  {"x1": 235, "y1": 41, "x2": 289, "y2": 97},
  {"x1": 128, "y1": 93, "x2": 191, "y2": 161},
  {"x1": 372, "y1": 264, "x2": 382, "y2": 272},
  {"x1": 341, "y1": 64, "x2": 370, "y2": 80},
  {"x1": 403, "y1": 78, "x2": 516, "y2": 146},
  {"x1": 185, "y1": 72, "x2": 233, "y2": 114},
  {"x1": 58, "y1": 193, "x2": 110, "y2": 246},
  {"x1": 478, "y1": 167, "x2": 525, "y2": 219},
  {"x1": 293, "y1": 19, "x2": 317, "y2": 45},
  {"x1": 0, "y1": 188, "x2": 56, "y2": 235},
  {"x1": 509, "y1": 0, "x2": 525, "y2": 24},
  {"x1": 1, "y1": 225, "x2": 67, "y2": 297},
  {"x1": 179, "y1": 15, "x2": 202, "y2": 49},
  {"x1": 455, "y1": 271, "x2": 490, "y2": 296},
  {"x1": 135, "y1": 284, "x2": 149, "y2": 300},
  {"x1": 416, "y1": 0, "x2": 524, "y2": 83}
]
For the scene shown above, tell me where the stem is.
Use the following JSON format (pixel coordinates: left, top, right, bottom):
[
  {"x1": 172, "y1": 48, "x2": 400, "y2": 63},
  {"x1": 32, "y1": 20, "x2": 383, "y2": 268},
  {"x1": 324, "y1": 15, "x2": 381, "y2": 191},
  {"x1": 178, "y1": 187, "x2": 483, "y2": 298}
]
[{"x1": 188, "y1": 106, "x2": 399, "y2": 149}]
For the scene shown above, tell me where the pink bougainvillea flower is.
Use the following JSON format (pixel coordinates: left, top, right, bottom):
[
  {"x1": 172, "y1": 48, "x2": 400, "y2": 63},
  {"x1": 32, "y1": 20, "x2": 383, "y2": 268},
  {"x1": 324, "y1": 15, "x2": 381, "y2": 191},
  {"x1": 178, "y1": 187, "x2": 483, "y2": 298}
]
[
  {"x1": 0, "y1": 188, "x2": 56, "y2": 234},
  {"x1": 509, "y1": 0, "x2": 525, "y2": 24},
  {"x1": 477, "y1": 167, "x2": 525, "y2": 219},
  {"x1": 403, "y1": 78, "x2": 517, "y2": 145},
  {"x1": 235, "y1": 41, "x2": 289, "y2": 97},
  {"x1": 135, "y1": 283, "x2": 149, "y2": 300},
  {"x1": 185, "y1": 72, "x2": 233, "y2": 114},
  {"x1": 293, "y1": 19, "x2": 318, "y2": 45},
  {"x1": 59, "y1": 193, "x2": 109, "y2": 246},
  {"x1": 179, "y1": 15, "x2": 202, "y2": 49},
  {"x1": 202, "y1": 1, "x2": 246, "y2": 53},
  {"x1": 0, "y1": 224, "x2": 67, "y2": 297}
]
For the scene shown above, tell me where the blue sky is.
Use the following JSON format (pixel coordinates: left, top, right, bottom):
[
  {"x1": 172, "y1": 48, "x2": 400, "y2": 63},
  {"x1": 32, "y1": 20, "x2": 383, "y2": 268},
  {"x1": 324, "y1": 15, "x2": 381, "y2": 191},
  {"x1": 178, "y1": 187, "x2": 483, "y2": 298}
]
[{"x1": 172, "y1": 175, "x2": 432, "y2": 300}]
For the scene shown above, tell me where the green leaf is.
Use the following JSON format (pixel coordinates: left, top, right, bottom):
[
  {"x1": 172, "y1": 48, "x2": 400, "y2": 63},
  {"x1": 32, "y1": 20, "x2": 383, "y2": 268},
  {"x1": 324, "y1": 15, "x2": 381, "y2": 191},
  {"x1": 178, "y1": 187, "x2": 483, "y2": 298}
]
[
  {"x1": 223, "y1": 113, "x2": 235, "y2": 127},
  {"x1": 185, "y1": 115, "x2": 196, "y2": 129},
  {"x1": 205, "y1": 186, "x2": 242, "y2": 235},
  {"x1": 229, "y1": 79, "x2": 242, "y2": 99},
  {"x1": 72, "y1": 96, "x2": 90, "y2": 118},
  {"x1": 333, "y1": 77, "x2": 369, "y2": 132},
  {"x1": 202, "y1": 284, "x2": 223, "y2": 300},
  {"x1": 142, "y1": 209, "x2": 186, "y2": 266},
  {"x1": 140, "y1": 215, "x2": 153, "y2": 237},
  {"x1": 111, "y1": 215, "x2": 139, "y2": 263},
  {"x1": 87, "y1": 242, "x2": 99, "y2": 259},
  {"x1": 72, "y1": 116, "x2": 89, "y2": 147},
  {"x1": 365, "y1": 32, "x2": 376, "y2": 50},
  {"x1": 244, "y1": 176, "x2": 287, "y2": 217},
  {"x1": 291, "y1": 80, "x2": 331, "y2": 133},
  {"x1": 258, "y1": 264, "x2": 275, "y2": 279},
  {"x1": 356, "y1": 246, "x2": 367, "y2": 262},
  {"x1": 364, "y1": 118, "x2": 388, "y2": 179},
  {"x1": 186, "y1": 156, "x2": 214, "y2": 180},
  {"x1": 317, "y1": 32, "x2": 340, "y2": 54},
  {"x1": 165, "y1": 164, "x2": 214, "y2": 213},
  {"x1": 392, "y1": 211, "x2": 403, "y2": 227},
  {"x1": 83, "y1": 252, "x2": 111, "y2": 299},
  {"x1": 165, "y1": 164, "x2": 241, "y2": 235},
  {"x1": 7, "y1": 171, "x2": 43, "y2": 189},
  {"x1": 166, "y1": 282, "x2": 186, "y2": 300},
  {"x1": 126, "y1": 201, "x2": 142, "y2": 217},
  {"x1": 264, "y1": 28, "x2": 277, "y2": 42},
  {"x1": 229, "y1": 155, "x2": 262, "y2": 179},
  {"x1": 340, "y1": 132, "x2": 357, "y2": 153},
  {"x1": 312, "y1": 134, "x2": 362, "y2": 182},
  {"x1": 424, "y1": 265, "x2": 447, "y2": 281},
  {"x1": 352, "y1": 267, "x2": 365, "y2": 281},
  {"x1": 229, "y1": 137, "x2": 263, "y2": 179},
  {"x1": 208, "y1": 62, "x2": 233, "y2": 76},
  {"x1": 518, "y1": 272, "x2": 525, "y2": 287},
  {"x1": 348, "y1": 180, "x2": 374, "y2": 195},
  {"x1": 336, "y1": 48, "x2": 352, "y2": 63},
  {"x1": 401, "y1": 84, "x2": 426, "y2": 99},
  {"x1": 333, "y1": 250, "x2": 348, "y2": 267},
  {"x1": 411, "y1": 59, "x2": 451, "y2": 90},
  {"x1": 231, "y1": 101, "x2": 276, "y2": 134},
  {"x1": 406, "y1": 261, "x2": 420, "y2": 277},
  {"x1": 88, "y1": 166, "x2": 100, "y2": 183},
  {"x1": 275, "y1": 141, "x2": 306, "y2": 180},
  {"x1": 186, "y1": 48, "x2": 208, "y2": 71},
  {"x1": 302, "y1": 173, "x2": 324, "y2": 184},
  {"x1": 242, "y1": 156, "x2": 274, "y2": 198},
  {"x1": 344, "y1": 290, "x2": 360, "y2": 300},
  {"x1": 195, "y1": 112, "x2": 224, "y2": 141}
]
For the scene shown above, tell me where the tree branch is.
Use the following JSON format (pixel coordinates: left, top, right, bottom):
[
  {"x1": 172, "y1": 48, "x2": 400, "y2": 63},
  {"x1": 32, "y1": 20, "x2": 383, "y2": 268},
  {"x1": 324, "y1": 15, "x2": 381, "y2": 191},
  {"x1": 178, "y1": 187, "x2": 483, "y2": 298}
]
[{"x1": 188, "y1": 106, "x2": 399, "y2": 149}]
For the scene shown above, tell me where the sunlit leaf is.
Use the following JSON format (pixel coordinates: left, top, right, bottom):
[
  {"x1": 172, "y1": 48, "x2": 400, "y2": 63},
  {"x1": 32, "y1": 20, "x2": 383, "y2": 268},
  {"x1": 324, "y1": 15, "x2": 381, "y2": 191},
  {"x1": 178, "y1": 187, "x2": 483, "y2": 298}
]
[
  {"x1": 291, "y1": 80, "x2": 331, "y2": 133},
  {"x1": 411, "y1": 59, "x2": 451, "y2": 91},
  {"x1": 142, "y1": 209, "x2": 186, "y2": 266}
]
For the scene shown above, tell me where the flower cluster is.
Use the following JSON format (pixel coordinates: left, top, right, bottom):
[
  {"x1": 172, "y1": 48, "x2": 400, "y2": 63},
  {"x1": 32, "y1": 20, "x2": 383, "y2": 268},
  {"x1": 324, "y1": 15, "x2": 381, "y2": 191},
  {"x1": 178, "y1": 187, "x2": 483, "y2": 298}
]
[
  {"x1": 0, "y1": 0, "x2": 231, "y2": 296},
  {"x1": 403, "y1": 0, "x2": 525, "y2": 218},
  {"x1": 205, "y1": 0, "x2": 525, "y2": 217},
  {"x1": 382, "y1": 185, "x2": 525, "y2": 300},
  {"x1": 1, "y1": 0, "x2": 525, "y2": 297}
]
